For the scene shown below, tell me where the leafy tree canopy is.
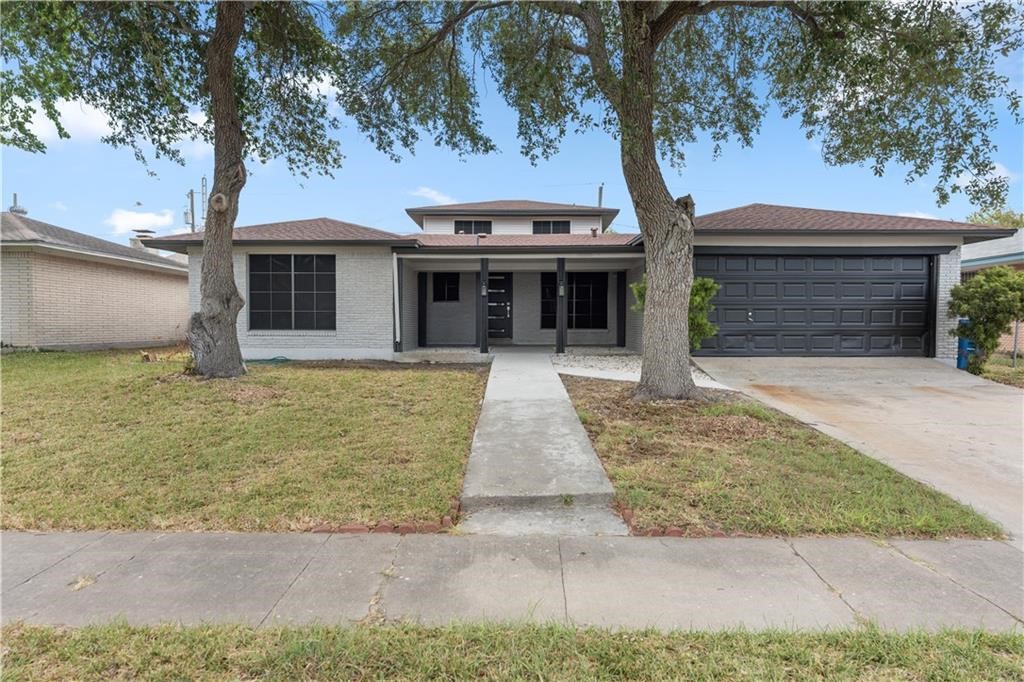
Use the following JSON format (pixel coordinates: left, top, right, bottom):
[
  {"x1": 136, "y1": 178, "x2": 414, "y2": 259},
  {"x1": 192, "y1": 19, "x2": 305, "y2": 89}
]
[
  {"x1": 967, "y1": 206, "x2": 1024, "y2": 229},
  {"x1": 339, "y1": 0, "x2": 1022, "y2": 209},
  {"x1": 3, "y1": 2, "x2": 384, "y2": 176}
]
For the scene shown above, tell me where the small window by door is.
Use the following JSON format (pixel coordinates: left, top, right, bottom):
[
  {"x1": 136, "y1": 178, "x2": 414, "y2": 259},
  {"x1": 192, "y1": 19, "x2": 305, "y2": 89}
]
[{"x1": 433, "y1": 272, "x2": 460, "y2": 302}]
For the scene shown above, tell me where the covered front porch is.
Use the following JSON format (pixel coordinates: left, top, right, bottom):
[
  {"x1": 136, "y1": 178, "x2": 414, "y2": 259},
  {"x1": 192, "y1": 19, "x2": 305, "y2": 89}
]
[{"x1": 392, "y1": 253, "x2": 645, "y2": 354}]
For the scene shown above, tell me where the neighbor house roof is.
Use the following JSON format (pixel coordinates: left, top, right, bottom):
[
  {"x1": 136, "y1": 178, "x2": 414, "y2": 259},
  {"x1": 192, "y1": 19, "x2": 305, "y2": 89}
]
[
  {"x1": 694, "y1": 203, "x2": 1013, "y2": 243},
  {"x1": 1, "y1": 212, "x2": 188, "y2": 271},
  {"x1": 143, "y1": 217, "x2": 417, "y2": 253},
  {"x1": 405, "y1": 200, "x2": 619, "y2": 229}
]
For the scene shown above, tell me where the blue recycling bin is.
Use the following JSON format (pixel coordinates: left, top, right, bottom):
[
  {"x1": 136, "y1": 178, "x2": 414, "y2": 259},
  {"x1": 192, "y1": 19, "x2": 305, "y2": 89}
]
[{"x1": 956, "y1": 319, "x2": 976, "y2": 370}]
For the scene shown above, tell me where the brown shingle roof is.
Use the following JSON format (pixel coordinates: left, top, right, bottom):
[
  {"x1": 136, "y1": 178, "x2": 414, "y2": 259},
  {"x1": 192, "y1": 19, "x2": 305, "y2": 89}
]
[
  {"x1": 695, "y1": 203, "x2": 1008, "y2": 234},
  {"x1": 405, "y1": 199, "x2": 619, "y2": 229},
  {"x1": 410, "y1": 233, "x2": 638, "y2": 249},
  {"x1": 1, "y1": 212, "x2": 187, "y2": 270},
  {"x1": 144, "y1": 217, "x2": 413, "y2": 253}
]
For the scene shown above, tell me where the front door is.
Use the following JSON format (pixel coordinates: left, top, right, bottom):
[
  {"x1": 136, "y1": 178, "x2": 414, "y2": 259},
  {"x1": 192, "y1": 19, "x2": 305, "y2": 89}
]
[{"x1": 487, "y1": 272, "x2": 513, "y2": 338}]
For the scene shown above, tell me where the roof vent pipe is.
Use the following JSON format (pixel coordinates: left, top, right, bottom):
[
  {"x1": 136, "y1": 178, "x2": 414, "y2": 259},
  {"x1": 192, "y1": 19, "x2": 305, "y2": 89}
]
[
  {"x1": 590, "y1": 227, "x2": 598, "y2": 238},
  {"x1": 9, "y1": 193, "x2": 27, "y2": 215}
]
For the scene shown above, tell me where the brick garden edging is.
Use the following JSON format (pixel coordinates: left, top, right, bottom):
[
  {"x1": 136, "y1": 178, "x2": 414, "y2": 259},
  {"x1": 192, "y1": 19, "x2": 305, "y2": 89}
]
[{"x1": 309, "y1": 499, "x2": 461, "y2": 534}]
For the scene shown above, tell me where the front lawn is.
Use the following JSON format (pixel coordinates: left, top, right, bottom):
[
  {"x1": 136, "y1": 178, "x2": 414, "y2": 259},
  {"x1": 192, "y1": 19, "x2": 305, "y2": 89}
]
[
  {"x1": 1, "y1": 350, "x2": 486, "y2": 531},
  {"x1": 3, "y1": 623, "x2": 1022, "y2": 681},
  {"x1": 563, "y1": 376, "x2": 1002, "y2": 538},
  {"x1": 982, "y1": 353, "x2": 1024, "y2": 389}
]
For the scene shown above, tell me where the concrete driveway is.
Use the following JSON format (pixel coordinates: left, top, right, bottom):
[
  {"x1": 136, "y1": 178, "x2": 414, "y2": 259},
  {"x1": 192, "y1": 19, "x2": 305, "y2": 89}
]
[{"x1": 696, "y1": 357, "x2": 1024, "y2": 546}]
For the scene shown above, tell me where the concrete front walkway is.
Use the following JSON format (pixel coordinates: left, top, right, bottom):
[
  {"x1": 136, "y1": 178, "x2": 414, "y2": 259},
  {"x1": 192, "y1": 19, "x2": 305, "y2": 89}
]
[
  {"x1": 460, "y1": 349, "x2": 627, "y2": 535},
  {"x1": 2, "y1": 532, "x2": 1021, "y2": 631},
  {"x1": 697, "y1": 357, "x2": 1024, "y2": 547}
]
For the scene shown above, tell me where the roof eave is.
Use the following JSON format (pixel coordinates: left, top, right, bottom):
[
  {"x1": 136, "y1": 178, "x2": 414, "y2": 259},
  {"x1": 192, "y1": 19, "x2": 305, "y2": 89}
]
[
  {"x1": 391, "y1": 243, "x2": 644, "y2": 255},
  {"x1": 142, "y1": 238, "x2": 420, "y2": 254}
]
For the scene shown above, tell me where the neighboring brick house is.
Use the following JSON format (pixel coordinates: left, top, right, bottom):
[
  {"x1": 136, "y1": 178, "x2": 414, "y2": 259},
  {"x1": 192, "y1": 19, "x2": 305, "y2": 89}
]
[
  {"x1": 961, "y1": 227, "x2": 1024, "y2": 354},
  {"x1": 145, "y1": 201, "x2": 1012, "y2": 364},
  {"x1": 1, "y1": 212, "x2": 189, "y2": 350}
]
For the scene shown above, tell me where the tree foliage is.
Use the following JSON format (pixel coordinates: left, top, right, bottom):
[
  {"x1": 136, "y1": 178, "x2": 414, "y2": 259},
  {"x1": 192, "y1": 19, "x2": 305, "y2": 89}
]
[
  {"x1": 967, "y1": 206, "x2": 1024, "y2": 229},
  {"x1": 948, "y1": 266, "x2": 1024, "y2": 373},
  {"x1": 631, "y1": 274, "x2": 720, "y2": 351},
  {"x1": 339, "y1": 1, "x2": 1023, "y2": 209},
  {"x1": 1, "y1": 2, "x2": 358, "y2": 176}
]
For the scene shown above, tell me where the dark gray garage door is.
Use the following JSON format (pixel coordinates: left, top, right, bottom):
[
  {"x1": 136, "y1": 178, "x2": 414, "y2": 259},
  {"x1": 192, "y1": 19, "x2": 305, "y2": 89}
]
[{"x1": 694, "y1": 254, "x2": 933, "y2": 356}]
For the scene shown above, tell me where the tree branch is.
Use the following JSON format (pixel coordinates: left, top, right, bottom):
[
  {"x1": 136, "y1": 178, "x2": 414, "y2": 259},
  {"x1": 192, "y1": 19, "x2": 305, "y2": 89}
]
[{"x1": 536, "y1": 1, "x2": 621, "y2": 108}]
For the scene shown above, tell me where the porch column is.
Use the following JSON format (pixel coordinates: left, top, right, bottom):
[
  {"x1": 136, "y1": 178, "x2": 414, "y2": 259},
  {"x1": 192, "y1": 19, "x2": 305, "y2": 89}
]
[
  {"x1": 556, "y1": 257, "x2": 567, "y2": 354},
  {"x1": 479, "y1": 258, "x2": 489, "y2": 353}
]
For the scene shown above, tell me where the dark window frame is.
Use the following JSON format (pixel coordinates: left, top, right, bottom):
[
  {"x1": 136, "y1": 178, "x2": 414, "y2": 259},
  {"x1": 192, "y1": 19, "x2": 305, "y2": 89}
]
[
  {"x1": 248, "y1": 254, "x2": 336, "y2": 331},
  {"x1": 454, "y1": 220, "x2": 492, "y2": 235},
  {"x1": 540, "y1": 272, "x2": 608, "y2": 330},
  {"x1": 432, "y1": 272, "x2": 460, "y2": 302},
  {"x1": 532, "y1": 220, "x2": 571, "y2": 235}
]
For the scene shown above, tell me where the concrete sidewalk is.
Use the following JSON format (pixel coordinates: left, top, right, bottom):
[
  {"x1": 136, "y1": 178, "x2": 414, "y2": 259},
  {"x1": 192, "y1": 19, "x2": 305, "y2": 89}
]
[
  {"x1": 2, "y1": 532, "x2": 1021, "y2": 631},
  {"x1": 460, "y1": 350, "x2": 627, "y2": 535}
]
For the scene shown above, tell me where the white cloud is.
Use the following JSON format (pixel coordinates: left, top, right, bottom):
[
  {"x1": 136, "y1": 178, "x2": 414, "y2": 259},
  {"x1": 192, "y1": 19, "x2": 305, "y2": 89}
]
[
  {"x1": 51, "y1": 201, "x2": 68, "y2": 212},
  {"x1": 957, "y1": 161, "x2": 1018, "y2": 187},
  {"x1": 409, "y1": 186, "x2": 456, "y2": 205},
  {"x1": 28, "y1": 99, "x2": 112, "y2": 143},
  {"x1": 104, "y1": 208, "x2": 174, "y2": 235},
  {"x1": 898, "y1": 211, "x2": 941, "y2": 220}
]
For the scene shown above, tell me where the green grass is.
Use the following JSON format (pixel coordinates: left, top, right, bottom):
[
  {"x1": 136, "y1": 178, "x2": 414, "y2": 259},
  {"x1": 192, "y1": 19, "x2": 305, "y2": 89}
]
[
  {"x1": 0, "y1": 350, "x2": 486, "y2": 531},
  {"x1": 563, "y1": 376, "x2": 1003, "y2": 538},
  {"x1": 982, "y1": 353, "x2": 1024, "y2": 388},
  {"x1": 2, "y1": 623, "x2": 1022, "y2": 681}
]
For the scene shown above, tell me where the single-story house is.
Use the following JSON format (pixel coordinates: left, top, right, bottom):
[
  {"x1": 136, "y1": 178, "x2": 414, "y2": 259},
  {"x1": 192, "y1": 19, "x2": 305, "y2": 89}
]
[
  {"x1": 961, "y1": 225, "x2": 1023, "y2": 354},
  {"x1": 1, "y1": 212, "x2": 190, "y2": 350},
  {"x1": 144, "y1": 200, "x2": 1011, "y2": 364}
]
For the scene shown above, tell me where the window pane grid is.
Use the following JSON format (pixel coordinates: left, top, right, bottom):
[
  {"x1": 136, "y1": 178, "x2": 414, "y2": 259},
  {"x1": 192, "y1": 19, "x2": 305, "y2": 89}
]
[
  {"x1": 533, "y1": 220, "x2": 570, "y2": 234},
  {"x1": 540, "y1": 272, "x2": 608, "y2": 330},
  {"x1": 455, "y1": 220, "x2": 492, "y2": 234},
  {"x1": 249, "y1": 254, "x2": 335, "y2": 331}
]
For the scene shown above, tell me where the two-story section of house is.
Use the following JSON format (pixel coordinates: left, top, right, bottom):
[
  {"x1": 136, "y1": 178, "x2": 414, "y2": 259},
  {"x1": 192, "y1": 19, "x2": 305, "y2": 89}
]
[{"x1": 397, "y1": 200, "x2": 644, "y2": 353}]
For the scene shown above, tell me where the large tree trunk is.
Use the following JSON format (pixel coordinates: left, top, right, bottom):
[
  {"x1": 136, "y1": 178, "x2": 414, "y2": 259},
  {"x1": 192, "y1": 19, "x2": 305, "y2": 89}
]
[
  {"x1": 618, "y1": 3, "x2": 700, "y2": 401},
  {"x1": 187, "y1": 2, "x2": 247, "y2": 378}
]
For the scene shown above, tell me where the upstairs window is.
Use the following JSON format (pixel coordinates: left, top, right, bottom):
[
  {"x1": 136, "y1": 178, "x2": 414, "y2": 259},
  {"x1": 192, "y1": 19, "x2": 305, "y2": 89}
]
[
  {"x1": 533, "y1": 220, "x2": 571, "y2": 234},
  {"x1": 433, "y1": 272, "x2": 460, "y2": 302},
  {"x1": 249, "y1": 254, "x2": 336, "y2": 331},
  {"x1": 454, "y1": 220, "x2": 492, "y2": 234},
  {"x1": 540, "y1": 272, "x2": 608, "y2": 330}
]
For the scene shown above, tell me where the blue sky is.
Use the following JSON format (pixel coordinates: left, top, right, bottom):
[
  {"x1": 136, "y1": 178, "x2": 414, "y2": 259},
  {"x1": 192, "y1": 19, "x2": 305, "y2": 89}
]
[{"x1": 3, "y1": 57, "x2": 1022, "y2": 244}]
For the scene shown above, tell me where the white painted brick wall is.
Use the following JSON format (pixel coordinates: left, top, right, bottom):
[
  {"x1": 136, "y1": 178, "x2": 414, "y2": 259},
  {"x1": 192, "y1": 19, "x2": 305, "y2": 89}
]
[
  {"x1": 188, "y1": 245, "x2": 396, "y2": 360},
  {"x1": 935, "y1": 246, "x2": 961, "y2": 362},
  {"x1": 2, "y1": 248, "x2": 189, "y2": 349}
]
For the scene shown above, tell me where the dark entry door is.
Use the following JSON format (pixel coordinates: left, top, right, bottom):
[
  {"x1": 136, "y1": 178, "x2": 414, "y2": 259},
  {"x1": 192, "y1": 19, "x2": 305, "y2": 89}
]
[
  {"x1": 694, "y1": 254, "x2": 933, "y2": 356},
  {"x1": 487, "y1": 272, "x2": 513, "y2": 338}
]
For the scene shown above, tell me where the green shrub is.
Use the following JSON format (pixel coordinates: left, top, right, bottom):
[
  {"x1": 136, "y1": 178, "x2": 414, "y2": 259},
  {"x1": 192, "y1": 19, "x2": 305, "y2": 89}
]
[
  {"x1": 948, "y1": 266, "x2": 1024, "y2": 374},
  {"x1": 630, "y1": 274, "x2": 721, "y2": 351}
]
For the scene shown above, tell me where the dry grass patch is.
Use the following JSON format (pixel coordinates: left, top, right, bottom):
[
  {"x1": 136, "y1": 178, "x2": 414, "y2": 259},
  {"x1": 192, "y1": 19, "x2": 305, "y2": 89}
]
[
  {"x1": 564, "y1": 376, "x2": 1002, "y2": 538},
  {"x1": 1, "y1": 350, "x2": 487, "y2": 531},
  {"x1": 982, "y1": 353, "x2": 1024, "y2": 389}
]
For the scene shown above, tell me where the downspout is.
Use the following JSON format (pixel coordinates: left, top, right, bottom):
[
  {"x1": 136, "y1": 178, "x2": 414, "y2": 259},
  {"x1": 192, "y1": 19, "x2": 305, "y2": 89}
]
[{"x1": 392, "y1": 252, "x2": 401, "y2": 350}]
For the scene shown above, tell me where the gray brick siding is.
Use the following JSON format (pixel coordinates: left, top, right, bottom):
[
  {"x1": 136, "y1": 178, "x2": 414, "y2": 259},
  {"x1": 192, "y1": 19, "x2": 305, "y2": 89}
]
[{"x1": 188, "y1": 246, "x2": 395, "y2": 360}]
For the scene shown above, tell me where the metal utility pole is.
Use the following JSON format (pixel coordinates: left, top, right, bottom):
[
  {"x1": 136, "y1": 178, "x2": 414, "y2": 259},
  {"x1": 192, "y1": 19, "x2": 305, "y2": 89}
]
[
  {"x1": 597, "y1": 182, "x2": 604, "y2": 207},
  {"x1": 186, "y1": 189, "x2": 196, "y2": 232},
  {"x1": 200, "y1": 176, "x2": 208, "y2": 229}
]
